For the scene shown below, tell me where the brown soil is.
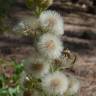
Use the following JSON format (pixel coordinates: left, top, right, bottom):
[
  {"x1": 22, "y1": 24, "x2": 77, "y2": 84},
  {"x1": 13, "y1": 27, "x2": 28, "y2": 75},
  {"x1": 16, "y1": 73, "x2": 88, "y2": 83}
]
[{"x1": 0, "y1": 0, "x2": 96, "y2": 96}]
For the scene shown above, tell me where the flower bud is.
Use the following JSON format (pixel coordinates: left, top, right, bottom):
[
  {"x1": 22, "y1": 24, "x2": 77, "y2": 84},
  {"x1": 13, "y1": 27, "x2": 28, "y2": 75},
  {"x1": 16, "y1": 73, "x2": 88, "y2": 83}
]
[
  {"x1": 25, "y1": 0, "x2": 53, "y2": 10},
  {"x1": 41, "y1": 0, "x2": 53, "y2": 8}
]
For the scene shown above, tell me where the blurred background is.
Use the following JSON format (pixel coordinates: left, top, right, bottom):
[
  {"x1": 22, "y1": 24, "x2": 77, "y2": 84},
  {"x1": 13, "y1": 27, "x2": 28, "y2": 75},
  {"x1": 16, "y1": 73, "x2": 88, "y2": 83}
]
[{"x1": 0, "y1": 0, "x2": 96, "y2": 96}]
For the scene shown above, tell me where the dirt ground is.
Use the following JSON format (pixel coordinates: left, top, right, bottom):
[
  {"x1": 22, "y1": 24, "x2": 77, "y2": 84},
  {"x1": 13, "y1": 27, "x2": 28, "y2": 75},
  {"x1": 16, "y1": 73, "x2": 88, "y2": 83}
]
[{"x1": 0, "y1": 0, "x2": 96, "y2": 96}]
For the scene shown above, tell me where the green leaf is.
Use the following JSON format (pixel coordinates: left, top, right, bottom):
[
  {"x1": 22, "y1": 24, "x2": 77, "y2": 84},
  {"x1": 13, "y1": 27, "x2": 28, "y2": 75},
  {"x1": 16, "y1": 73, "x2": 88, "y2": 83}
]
[
  {"x1": 0, "y1": 88, "x2": 8, "y2": 96},
  {"x1": 15, "y1": 63, "x2": 24, "y2": 75}
]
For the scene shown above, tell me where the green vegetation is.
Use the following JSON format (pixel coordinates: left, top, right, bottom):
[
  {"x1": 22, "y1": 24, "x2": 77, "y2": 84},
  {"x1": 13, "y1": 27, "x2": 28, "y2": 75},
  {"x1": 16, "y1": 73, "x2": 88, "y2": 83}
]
[{"x1": 0, "y1": 59, "x2": 24, "y2": 96}]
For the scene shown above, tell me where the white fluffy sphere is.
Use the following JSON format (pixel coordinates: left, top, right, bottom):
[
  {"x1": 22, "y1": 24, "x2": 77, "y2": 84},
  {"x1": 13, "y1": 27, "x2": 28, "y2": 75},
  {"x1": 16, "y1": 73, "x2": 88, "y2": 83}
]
[
  {"x1": 41, "y1": 71, "x2": 69, "y2": 95},
  {"x1": 39, "y1": 10, "x2": 64, "y2": 36},
  {"x1": 37, "y1": 33, "x2": 63, "y2": 59}
]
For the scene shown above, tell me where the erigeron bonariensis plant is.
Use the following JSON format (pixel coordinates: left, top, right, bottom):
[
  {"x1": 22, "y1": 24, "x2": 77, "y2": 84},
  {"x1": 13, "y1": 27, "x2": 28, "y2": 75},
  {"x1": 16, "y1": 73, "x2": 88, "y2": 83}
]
[{"x1": 12, "y1": 0, "x2": 80, "y2": 96}]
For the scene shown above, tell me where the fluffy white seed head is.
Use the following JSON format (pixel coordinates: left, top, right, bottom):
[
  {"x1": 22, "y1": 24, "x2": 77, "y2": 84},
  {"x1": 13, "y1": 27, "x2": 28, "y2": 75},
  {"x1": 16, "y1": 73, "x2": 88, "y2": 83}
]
[
  {"x1": 39, "y1": 10, "x2": 64, "y2": 36},
  {"x1": 13, "y1": 16, "x2": 39, "y2": 33},
  {"x1": 13, "y1": 22, "x2": 25, "y2": 32},
  {"x1": 41, "y1": 71, "x2": 69, "y2": 95},
  {"x1": 37, "y1": 33, "x2": 63, "y2": 59},
  {"x1": 22, "y1": 16, "x2": 39, "y2": 29},
  {"x1": 24, "y1": 49, "x2": 50, "y2": 78},
  {"x1": 67, "y1": 76, "x2": 80, "y2": 95}
]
